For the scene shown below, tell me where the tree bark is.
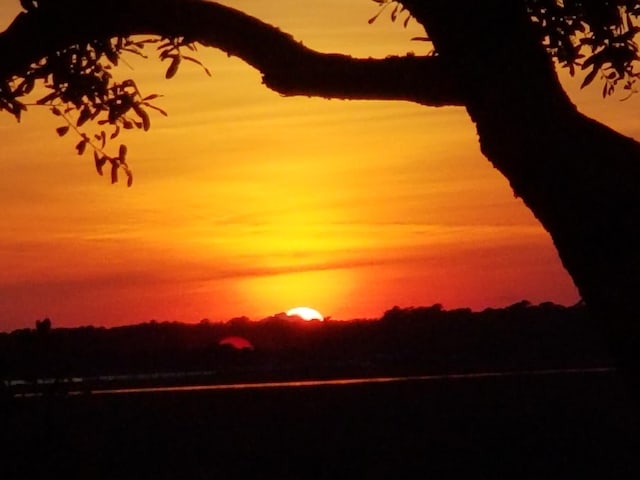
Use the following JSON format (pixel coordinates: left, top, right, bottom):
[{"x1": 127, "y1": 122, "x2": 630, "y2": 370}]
[{"x1": 405, "y1": 0, "x2": 640, "y2": 386}]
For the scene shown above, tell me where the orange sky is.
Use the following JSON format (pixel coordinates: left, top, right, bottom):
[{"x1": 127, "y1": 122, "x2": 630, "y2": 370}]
[{"x1": 1, "y1": 0, "x2": 638, "y2": 331}]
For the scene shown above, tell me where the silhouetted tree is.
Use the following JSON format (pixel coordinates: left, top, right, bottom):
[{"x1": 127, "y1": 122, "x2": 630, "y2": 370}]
[
  {"x1": 35, "y1": 317, "x2": 51, "y2": 335},
  {"x1": 1, "y1": 0, "x2": 639, "y2": 380}
]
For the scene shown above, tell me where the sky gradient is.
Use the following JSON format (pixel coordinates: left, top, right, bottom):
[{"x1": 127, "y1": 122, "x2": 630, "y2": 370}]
[{"x1": 2, "y1": 0, "x2": 638, "y2": 331}]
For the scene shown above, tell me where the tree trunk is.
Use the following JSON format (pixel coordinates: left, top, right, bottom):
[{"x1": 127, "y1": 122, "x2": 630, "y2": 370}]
[{"x1": 406, "y1": 0, "x2": 640, "y2": 386}]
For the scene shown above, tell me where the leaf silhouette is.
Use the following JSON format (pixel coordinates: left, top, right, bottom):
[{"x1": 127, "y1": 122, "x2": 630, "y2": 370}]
[
  {"x1": 111, "y1": 163, "x2": 118, "y2": 184},
  {"x1": 77, "y1": 107, "x2": 91, "y2": 127},
  {"x1": 165, "y1": 56, "x2": 181, "y2": 79},
  {"x1": 76, "y1": 139, "x2": 87, "y2": 155},
  {"x1": 581, "y1": 67, "x2": 598, "y2": 88},
  {"x1": 94, "y1": 152, "x2": 107, "y2": 176}
]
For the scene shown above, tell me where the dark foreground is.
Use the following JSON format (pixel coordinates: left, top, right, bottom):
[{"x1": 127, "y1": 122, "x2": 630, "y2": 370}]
[{"x1": 2, "y1": 371, "x2": 638, "y2": 479}]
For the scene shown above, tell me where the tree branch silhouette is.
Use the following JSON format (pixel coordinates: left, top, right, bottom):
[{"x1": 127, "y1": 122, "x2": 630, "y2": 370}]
[{"x1": 0, "y1": 0, "x2": 462, "y2": 106}]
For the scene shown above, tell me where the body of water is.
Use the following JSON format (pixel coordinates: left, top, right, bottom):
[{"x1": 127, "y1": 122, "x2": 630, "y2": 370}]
[{"x1": 11, "y1": 366, "x2": 615, "y2": 397}]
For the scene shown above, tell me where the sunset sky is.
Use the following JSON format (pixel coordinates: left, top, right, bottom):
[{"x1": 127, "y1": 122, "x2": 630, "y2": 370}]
[{"x1": 1, "y1": 0, "x2": 638, "y2": 331}]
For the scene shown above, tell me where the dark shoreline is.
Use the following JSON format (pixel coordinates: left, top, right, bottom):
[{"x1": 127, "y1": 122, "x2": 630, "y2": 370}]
[{"x1": 1, "y1": 302, "x2": 614, "y2": 388}]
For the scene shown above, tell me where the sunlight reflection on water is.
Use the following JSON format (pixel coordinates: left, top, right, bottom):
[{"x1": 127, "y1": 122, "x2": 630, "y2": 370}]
[{"x1": 13, "y1": 367, "x2": 614, "y2": 398}]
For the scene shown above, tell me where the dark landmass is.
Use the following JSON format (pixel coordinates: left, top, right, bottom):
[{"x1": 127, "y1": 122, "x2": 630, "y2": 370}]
[
  {"x1": 1, "y1": 301, "x2": 615, "y2": 393},
  {"x1": 2, "y1": 301, "x2": 638, "y2": 479}
]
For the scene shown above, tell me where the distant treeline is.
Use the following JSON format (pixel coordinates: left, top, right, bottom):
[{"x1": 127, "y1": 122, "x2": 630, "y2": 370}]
[{"x1": 0, "y1": 301, "x2": 614, "y2": 384}]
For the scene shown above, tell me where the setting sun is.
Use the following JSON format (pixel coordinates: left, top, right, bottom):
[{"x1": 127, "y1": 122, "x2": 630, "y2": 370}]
[{"x1": 286, "y1": 307, "x2": 324, "y2": 321}]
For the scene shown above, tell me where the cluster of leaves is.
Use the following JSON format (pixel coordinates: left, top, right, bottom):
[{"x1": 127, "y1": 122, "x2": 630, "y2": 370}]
[
  {"x1": 527, "y1": 0, "x2": 640, "y2": 97},
  {"x1": 368, "y1": 0, "x2": 413, "y2": 28},
  {"x1": 369, "y1": 0, "x2": 640, "y2": 97},
  {"x1": 368, "y1": 1, "x2": 433, "y2": 51},
  {"x1": 0, "y1": 30, "x2": 210, "y2": 186},
  {"x1": 158, "y1": 36, "x2": 212, "y2": 80}
]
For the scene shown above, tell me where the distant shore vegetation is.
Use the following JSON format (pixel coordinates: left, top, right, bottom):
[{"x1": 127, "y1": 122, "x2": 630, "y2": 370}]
[{"x1": 1, "y1": 301, "x2": 615, "y2": 392}]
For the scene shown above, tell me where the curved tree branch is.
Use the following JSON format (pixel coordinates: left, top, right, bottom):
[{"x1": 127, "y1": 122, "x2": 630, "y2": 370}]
[{"x1": 0, "y1": 0, "x2": 462, "y2": 107}]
